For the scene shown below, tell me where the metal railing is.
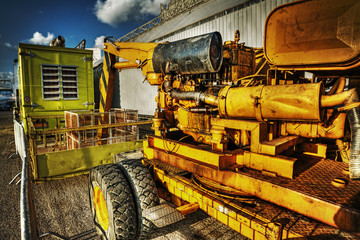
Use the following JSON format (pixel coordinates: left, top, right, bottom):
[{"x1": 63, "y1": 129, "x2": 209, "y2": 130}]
[
  {"x1": 14, "y1": 119, "x2": 116, "y2": 240},
  {"x1": 117, "y1": 16, "x2": 162, "y2": 42},
  {"x1": 14, "y1": 120, "x2": 31, "y2": 240}
]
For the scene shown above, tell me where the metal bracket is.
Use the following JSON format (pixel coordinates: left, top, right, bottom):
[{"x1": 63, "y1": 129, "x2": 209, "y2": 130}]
[
  {"x1": 23, "y1": 102, "x2": 39, "y2": 108},
  {"x1": 9, "y1": 172, "x2": 21, "y2": 185},
  {"x1": 83, "y1": 101, "x2": 94, "y2": 106}
]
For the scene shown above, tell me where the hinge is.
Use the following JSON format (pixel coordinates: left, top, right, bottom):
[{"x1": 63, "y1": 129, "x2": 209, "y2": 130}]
[
  {"x1": 81, "y1": 56, "x2": 93, "y2": 62},
  {"x1": 20, "y1": 52, "x2": 36, "y2": 58}
]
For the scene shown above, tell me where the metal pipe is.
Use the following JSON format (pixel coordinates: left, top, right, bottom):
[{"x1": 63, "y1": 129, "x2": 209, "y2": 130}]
[
  {"x1": 114, "y1": 61, "x2": 139, "y2": 70},
  {"x1": 327, "y1": 77, "x2": 346, "y2": 95},
  {"x1": 14, "y1": 120, "x2": 31, "y2": 240},
  {"x1": 20, "y1": 156, "x2": 30, "y2": 240},
  {"x1": 345, "y1": 90, "x2": 360, "y2": 180},
  {"x1": 163, "y1": 76, "x2": 218, "y2": 106},
  {"x1": 321, "y1": 88, "x2": 356, "y2": 108}
]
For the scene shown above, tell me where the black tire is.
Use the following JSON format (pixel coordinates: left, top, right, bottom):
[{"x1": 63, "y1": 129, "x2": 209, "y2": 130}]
[
  {"x1": 119, "y1": 159, "x2": 159, "y2": 238},
  {"x1": 89, "y1": 164, "x2": 138, "y2": 240}
]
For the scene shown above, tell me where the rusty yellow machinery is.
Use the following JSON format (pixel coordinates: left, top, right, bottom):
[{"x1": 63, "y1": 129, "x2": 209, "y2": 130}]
[{"x1": 89, "y1": 0, "x2": 360, "y2": 239}]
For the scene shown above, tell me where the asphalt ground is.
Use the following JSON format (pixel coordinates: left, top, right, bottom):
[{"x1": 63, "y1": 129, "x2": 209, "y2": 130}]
[{"x1": 0, "y1": 110, "x2": 246, "y2": 240}]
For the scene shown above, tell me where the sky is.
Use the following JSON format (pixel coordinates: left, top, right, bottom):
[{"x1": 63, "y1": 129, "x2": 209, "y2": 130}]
[{"x1": 0, "y1": 0, "x2": 169, "y2": 80}]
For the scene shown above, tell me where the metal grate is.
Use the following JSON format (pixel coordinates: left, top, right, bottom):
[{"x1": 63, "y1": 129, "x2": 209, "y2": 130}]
[
  {"x1": 61, "y1": 66, "x2": 78, "y2": 100},
  {"x1": 42, "y1": 65, "x2": 60, "y2": 100},
  {"x1": 41, "y1": 65, "x2": 78, "y2": 100}
]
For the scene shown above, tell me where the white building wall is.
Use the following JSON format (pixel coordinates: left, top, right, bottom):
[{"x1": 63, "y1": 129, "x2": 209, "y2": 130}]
[
  {"x1": 119, "y1": 0, "x2": 294, "y2": 115},
  {"x1": 158, "y1": 0, "x2": 293, "y2": 47},
  {"x1": 119, "y1": 69, "x2": 158, "y2": 115}
]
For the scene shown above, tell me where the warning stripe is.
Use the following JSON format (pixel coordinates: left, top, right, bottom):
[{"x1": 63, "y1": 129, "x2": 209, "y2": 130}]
[
  {"x1": 100, "y1": 94, "x2": 106, "y2": 112},
  {"x1": 101, "y1": 70, "x2": 108, "y2": 92},
  {"x1": 97, "y1": 52, "x2": 115, "y2": 142},
  {"x1": 99, "y1": 55, "x2": 109, "y2": 113},
  {"x1": 104, "y1": 52, "x2": 110, "y2": 69}
]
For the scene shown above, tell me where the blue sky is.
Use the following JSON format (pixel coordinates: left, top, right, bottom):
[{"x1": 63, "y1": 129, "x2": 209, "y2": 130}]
[{"x1": 0, "y1": 0, "x2": 168, "y2": 78}]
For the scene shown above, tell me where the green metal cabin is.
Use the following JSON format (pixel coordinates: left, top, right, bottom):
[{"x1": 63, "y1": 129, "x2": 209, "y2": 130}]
[{"x1": 18, "y1": 43, "x2": 95, "y2": 133}]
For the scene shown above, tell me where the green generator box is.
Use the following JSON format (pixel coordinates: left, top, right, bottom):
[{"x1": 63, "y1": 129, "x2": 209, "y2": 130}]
[{"x1": 18, "y1": 43, "x2": 95, "y2": 133}]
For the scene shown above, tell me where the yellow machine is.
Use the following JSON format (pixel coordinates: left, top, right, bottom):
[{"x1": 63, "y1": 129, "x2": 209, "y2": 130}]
[{"x1": 89, "y1": 0, "x2": 360, "y2": 239}]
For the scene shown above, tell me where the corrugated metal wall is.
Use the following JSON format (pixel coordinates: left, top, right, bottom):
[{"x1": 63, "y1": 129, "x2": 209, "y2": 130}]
[
  {"x1": 158, "y1": 0, "x2": 293, "y2": 47},
  {"x1": 119, "y1": 0, "x2": 294, "y2": 115}
]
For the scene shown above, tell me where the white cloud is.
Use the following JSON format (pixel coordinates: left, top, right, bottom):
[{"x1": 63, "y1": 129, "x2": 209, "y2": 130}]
[
  {"x1": 142, "y1": 0, "x2": 168, "y2": 15},
  {"x1": 29, "y1": 32, "x2": 55, "y2": 45},
  {"x1": 4, "y1": 42, "x2": 17, "y2": 49},
  {"x1": 94, "y1": 35, "x2": 106, "y2": 49},
  {"x1": 94, "y1": 0, "x2": 169, "y2": 27}
]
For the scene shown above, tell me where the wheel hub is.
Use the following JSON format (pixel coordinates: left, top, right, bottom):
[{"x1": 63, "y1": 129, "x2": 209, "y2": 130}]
[{"x1": 93, "y1": 186, "x2": 109, "y2": 231}]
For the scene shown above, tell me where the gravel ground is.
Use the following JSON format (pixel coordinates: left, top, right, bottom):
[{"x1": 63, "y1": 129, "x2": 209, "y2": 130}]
[
  {"x1": 0, "y1": 110, "x2": 246, "y2": 240},
  {"x1": 0, "y1": 111, "x2": 21, "y2": 240}
]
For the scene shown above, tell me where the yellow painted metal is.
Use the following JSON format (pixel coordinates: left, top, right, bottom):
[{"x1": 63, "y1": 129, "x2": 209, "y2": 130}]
[
  {"x1": 114, "y1": 61, "x2": 139, "y2": 70},
  {"x1": 176, "y1": 203, "x2": 199, "y2": 215},
  {"x1": 264, "y1": 0, "x2": 360, "y2": 71},
  {"x1": 328, "y1": 77, "x2": 346, "y2": 95},
  {"x1": 151, "y1": 118, "x2": 165, "y2": 137},
  {"x1": 35, "y1": 140, "x2": 143, "y2": 180},
  {"x1": 235, "y1": 151, "x2": 296, "y2": 179},
  {"x1": 296, "y1": 142, "x2": 327, "y2": 159},
  {"x1": 31, "y1": 120, "x2": 152, "y2": 135},
  {"x1": 146, "y1": 146, "x2": 360, "y2": 232},
  {"x1": 210, "y1": 118, "x2": 267, "y2": 154},
  {"x1": 336, "y1": 139, "x2": 349, "y2": 163},
  {"x1": 283, "y1": 114, "x2": 346, "y2": 139},
  {"x1": 103, "y1": 42, "x2": 160, "y2": 83},
  {"x1": 148, "y1": 136, "x2": 235, "y2": 170},
  {"x1": 210, "y1": 126, "x2": 227, "y2": 151},
  {"x1": 176, "y1": 108, "x2": 211, "y2": 137},
  {"x1": 145, "y1": 136, "x2": 297, "y2": 179},
  {"x1": 257, "y1": 135, "x2": 304, "y2": 156},
  {"x1": 153, "y1": 167, "x2": 288, "y2": 240},
  {"x1": 218, "y1": 83, "x2": 324, "y2": 121},
  {"x1": 93, "y1": 186, "x2": 109, "y2": 231},
  {"x1": 321, "y1": 88, "x2": 356, "y2": 108}
]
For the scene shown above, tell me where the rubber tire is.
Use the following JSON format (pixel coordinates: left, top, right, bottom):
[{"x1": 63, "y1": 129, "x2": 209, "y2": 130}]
[
  {"x1": 119, "y1": 159, "x2": 159, "y2": 238},
  {"x1": 89, "y1": 164, "x2": 138, "y2": 240}
]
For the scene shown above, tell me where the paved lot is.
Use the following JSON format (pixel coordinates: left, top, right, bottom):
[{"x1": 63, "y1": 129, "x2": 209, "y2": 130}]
[{"x1": 0, "y1": 111, "x2": 246, "y2": 240}]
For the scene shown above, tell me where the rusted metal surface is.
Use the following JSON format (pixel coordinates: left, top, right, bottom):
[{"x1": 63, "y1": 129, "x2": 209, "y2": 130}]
[
  {"x1": 218, "y1": 82, "x2": 324, "y2": 121},
  {"x1": 264, "y1": 0, "x2": 360, "y2": 71},
  {"x1": 152, "y1": 32, "x2": 223, "y2": 74}
]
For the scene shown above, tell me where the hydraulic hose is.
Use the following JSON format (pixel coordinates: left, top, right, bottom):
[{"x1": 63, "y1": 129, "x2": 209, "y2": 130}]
[{"x1": 345, "y1": 90, "x2": 360, "y2": 180}]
